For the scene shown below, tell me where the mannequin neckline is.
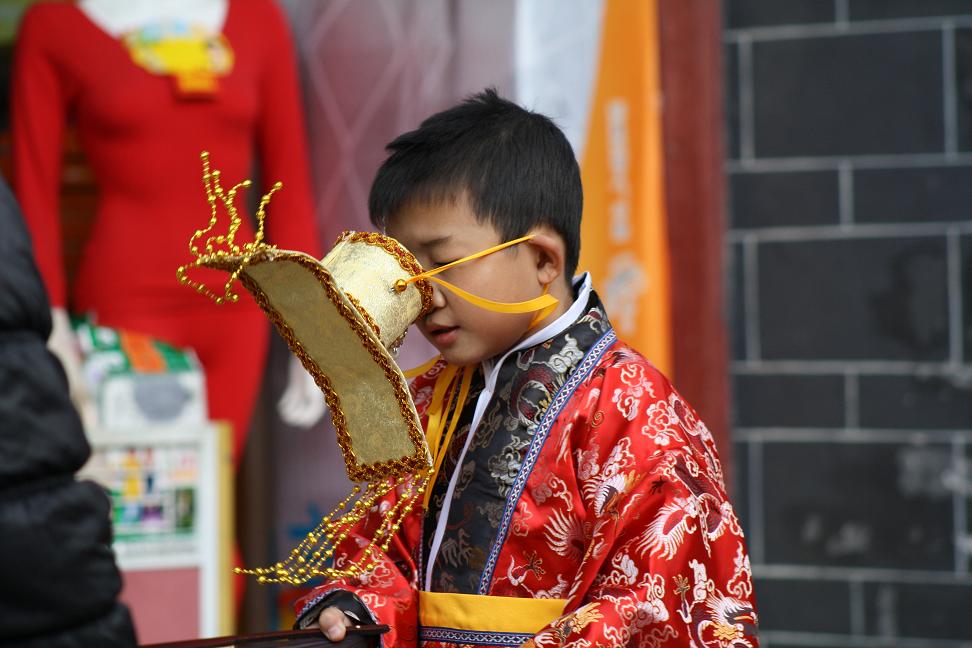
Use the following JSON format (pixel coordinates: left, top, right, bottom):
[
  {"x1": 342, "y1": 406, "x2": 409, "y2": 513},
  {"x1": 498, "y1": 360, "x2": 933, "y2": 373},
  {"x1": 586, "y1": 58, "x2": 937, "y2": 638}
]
[{"x1": 76, "y1": 0, "x2": 229, "y2": 38}]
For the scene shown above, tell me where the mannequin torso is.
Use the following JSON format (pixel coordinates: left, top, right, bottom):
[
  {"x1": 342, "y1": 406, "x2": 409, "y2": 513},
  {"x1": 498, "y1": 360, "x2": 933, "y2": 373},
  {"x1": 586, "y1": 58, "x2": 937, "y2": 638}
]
[{"x1": 12, "y1": 0, "x2": 324, "y2": 457}]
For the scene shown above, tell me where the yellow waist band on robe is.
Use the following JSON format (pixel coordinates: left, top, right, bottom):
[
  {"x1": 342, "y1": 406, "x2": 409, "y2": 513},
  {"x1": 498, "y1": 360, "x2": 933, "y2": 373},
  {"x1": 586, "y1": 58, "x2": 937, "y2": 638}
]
[{"x1": 419, "y1": 590, "x2": 567, "y2": 634}]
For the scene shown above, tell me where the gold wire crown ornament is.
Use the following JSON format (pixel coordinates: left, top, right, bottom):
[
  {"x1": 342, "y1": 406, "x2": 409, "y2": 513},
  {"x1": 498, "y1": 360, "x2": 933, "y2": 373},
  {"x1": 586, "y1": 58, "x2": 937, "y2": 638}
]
[{"x1": 178, "y1": 152, "x2": 437, "y2": 584}]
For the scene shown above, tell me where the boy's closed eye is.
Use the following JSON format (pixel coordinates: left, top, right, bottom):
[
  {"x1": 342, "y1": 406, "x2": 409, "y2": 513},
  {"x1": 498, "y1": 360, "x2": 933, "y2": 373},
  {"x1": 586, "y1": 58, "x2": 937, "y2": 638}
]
[{"x1": 432, "y1": 259, "x2": 459, "y2": 269}]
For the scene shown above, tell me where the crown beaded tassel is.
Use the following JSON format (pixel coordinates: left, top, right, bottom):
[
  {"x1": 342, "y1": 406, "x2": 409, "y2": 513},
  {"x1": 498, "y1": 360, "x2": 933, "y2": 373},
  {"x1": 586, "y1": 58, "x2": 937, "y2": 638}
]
[
  {"x1": 178, "y1": 152, "x2": 436, "y2": 585},
  {"x1": 176, "y1": 151, "x2": 281, "y2": 304},
  {"x1": 252, "y1": 473, "x2": 429, "y2": 585}
]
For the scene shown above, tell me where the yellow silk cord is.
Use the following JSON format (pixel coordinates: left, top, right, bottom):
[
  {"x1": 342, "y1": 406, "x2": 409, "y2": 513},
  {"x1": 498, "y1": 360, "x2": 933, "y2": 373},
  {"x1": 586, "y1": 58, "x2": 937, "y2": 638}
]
[
  {"x1": 422, "y1": 364, "x2": 460, "y2": 448},
  {"x1": 407, "y1": 234, "x2": 535, "y2": 280},
  {"x1": 421, "y1": 364, "x2": 475, "y2": 508},
  {"x1": 528, "y1": 283, "x2": 555, "y2": 329},
  {"x1": 394, "y1": 234, "x2": 560, "y2": 320},
  {"x1": 409, "y1": 363, "x2": 476, "y2": 509},
  {"x1": 403, "y1": 355, "x2": 443, "y2": 379},
  {"x1": 423, "y1": 274, "x2": 558, "y2": 316}
]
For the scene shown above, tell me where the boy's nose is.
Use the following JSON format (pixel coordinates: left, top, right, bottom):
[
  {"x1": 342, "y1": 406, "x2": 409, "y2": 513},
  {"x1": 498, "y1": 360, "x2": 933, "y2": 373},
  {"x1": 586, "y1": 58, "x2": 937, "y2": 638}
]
[{"x1": 430, "y1": 281, "x2": 448, "y2": 309}]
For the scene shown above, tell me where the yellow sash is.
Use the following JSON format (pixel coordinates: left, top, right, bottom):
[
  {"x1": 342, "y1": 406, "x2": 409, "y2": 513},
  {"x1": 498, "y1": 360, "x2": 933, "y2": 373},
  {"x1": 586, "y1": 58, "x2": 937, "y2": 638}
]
[{"x1": 419, "y1": 591, "x2": 567, "y2": 635}]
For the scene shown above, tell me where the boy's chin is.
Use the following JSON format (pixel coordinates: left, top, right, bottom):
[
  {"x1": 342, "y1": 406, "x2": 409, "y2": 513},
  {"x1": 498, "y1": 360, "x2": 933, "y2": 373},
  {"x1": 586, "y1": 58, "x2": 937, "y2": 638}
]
[
  {"x1": 445, "y1": 331, "x2": 540, "y2": 366},
  {"x1": 423, "y1": 329, "x2": 520, "y2": 367},
  {"x1": 438, "y1": 348, "x2": 486, "y2": 368},
  {"x1": 437, "y1": 339, "x2": 498, "y2": 367}
]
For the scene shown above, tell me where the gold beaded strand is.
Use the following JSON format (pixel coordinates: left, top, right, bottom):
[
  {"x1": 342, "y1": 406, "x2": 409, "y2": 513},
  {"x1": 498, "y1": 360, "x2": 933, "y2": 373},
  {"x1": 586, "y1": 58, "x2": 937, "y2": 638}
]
[
  {"x1": 235, "y1": 471, "x2": 430, "y2": 585},
  {"x1": 176, "y1": 151, "x2": 278, "y2": 305}
]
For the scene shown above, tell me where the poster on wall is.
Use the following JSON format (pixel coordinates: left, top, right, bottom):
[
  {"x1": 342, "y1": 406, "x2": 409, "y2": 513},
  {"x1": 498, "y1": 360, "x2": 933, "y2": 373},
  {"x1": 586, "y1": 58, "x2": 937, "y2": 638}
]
[
  {"x1": 83, "y1": 443, "x2": 200, "y2": 562},
  {"x1": 80, "y1": 424, "x2": 232, "y2": 642}
]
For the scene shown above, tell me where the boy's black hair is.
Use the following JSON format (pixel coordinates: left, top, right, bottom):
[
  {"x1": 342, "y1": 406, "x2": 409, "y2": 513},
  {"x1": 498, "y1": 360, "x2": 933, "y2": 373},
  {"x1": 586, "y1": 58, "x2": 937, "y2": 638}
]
[{"x1": 369, "y1": 88, "x2": 582, "y2": 279}]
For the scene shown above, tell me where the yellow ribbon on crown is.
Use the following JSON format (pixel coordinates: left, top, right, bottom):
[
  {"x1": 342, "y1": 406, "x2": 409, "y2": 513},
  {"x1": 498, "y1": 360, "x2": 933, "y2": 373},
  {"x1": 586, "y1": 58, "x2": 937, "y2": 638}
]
[{"x1": 394, "y1": 235, "x2": 559, "y2": 325}]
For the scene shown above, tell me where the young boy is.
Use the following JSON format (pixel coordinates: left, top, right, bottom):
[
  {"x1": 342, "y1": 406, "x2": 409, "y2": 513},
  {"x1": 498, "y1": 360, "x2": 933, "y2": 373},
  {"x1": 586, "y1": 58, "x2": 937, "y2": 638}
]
[{"x1": 295, "y1": 89, "x2": 758, "y2": 647}]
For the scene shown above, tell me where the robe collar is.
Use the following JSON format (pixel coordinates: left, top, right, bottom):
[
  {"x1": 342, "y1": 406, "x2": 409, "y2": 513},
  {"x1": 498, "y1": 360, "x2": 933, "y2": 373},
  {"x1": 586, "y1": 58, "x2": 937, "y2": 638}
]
[{"x1": 480, "y1": 272, "x2": 595, "y2": 381}]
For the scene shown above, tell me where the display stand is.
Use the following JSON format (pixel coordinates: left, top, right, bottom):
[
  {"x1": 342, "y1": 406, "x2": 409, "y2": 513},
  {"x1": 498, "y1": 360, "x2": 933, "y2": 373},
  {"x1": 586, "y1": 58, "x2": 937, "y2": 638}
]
[{"x1": 81, "y1": 422, "x2": 234, "y2": 643}]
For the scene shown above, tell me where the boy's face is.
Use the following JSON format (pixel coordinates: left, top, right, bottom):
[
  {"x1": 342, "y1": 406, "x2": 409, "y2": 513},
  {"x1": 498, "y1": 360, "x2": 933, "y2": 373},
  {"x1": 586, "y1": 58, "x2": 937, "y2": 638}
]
[{"x1": 387, "y1": 196, "x2": 557, "y2": 367}]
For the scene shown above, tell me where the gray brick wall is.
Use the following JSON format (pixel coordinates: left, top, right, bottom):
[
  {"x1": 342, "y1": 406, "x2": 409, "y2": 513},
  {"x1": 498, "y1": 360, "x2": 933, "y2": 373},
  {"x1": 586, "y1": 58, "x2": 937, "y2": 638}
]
[{"x1": 724, "y1": 1, "x2": 972, "y2": 645}]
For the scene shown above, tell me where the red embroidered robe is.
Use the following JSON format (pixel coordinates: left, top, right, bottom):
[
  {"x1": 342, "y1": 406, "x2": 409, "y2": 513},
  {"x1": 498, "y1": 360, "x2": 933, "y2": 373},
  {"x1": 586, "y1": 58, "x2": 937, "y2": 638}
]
[{"x1": 296, "y1": 293, "x2": 758, "y2": 647}]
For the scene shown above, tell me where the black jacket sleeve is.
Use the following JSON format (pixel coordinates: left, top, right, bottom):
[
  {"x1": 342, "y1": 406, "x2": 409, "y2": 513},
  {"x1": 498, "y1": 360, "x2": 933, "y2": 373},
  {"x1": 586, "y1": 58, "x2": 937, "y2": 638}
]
[{"x1": 0, "y1": 175, "x2": 137, "y2": 646}]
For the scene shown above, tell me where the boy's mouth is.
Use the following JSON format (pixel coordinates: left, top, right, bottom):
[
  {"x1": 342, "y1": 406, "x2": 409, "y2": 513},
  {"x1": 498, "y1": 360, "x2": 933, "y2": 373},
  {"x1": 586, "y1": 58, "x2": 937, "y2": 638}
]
[{"x1": 426, "y1": 324, "x2": 460, "y2": 346}]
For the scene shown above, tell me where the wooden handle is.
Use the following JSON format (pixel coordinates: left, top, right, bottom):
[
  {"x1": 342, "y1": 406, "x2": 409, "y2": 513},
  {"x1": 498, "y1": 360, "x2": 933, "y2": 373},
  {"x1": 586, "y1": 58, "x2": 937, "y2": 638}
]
[{"x1": 140, "y1": 624, "x2": 390, "y2": 648}]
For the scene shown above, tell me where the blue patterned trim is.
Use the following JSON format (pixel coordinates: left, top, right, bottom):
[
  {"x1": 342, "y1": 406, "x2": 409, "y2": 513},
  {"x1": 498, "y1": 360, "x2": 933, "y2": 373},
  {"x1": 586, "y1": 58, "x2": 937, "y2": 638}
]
[
  {"x1": 420, "y1": 625, "x2": 535, "y2": 646},
  {"x1": 295, "y1": 588, "x2": 338, "y2": 620},
  {"x1": 477, "y1": 329, "x2": 617, "y2": 592},
  {"x1": 417, "y1": 516, "x2": 425, "y2": 589}
]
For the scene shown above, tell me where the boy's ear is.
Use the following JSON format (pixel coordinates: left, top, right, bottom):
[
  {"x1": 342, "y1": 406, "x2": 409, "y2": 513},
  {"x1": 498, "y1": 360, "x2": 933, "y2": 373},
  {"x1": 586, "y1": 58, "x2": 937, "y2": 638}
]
[{"x1": 526, "y1": 227, "x2": 566, "y2": 286}]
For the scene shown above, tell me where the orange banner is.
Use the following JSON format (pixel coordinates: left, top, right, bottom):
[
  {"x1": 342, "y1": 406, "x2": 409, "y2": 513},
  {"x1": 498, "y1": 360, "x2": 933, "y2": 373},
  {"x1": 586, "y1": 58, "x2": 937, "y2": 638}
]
[{"x1": 579, "y1": 0, "x2": 671, "y2": 375}]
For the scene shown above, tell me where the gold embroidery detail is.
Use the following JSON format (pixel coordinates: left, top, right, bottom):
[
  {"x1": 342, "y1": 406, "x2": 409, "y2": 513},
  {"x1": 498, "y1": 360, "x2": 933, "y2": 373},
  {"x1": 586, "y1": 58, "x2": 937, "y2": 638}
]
[
  {"x1": 389, "y1": 330, "x2": 408, "y2": 355},
  {"x1": 344, "y1": 291, "x2": 381, "y2": 340},
  {"x1": 673, "y1": 574, "x2": 691, "y2": 596},
  {"x1": 714, "y1": 623, "x2": 739, "y2": 641},
  {"x1": 335, "y1": 230, "x2": 433, "y2": 315},
  {"x1": 552, "y1": 602, "x2": 603, "y2": 640}
]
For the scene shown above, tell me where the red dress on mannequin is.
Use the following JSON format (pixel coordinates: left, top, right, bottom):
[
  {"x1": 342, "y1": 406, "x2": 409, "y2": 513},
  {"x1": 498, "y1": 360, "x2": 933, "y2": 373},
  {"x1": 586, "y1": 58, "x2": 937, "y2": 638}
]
[{"x1": 12, "y1": 0, "x2": 321, "y2": 464}]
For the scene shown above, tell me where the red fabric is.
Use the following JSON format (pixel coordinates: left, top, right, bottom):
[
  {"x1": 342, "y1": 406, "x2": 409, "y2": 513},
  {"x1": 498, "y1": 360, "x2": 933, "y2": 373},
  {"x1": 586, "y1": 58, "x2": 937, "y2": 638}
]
[
  {"x1": 296, "y1": 343, "x2": 758, "y2": 647},
  {"x1": 11, "y1": 0, "x2": 320, "y2": 460}
]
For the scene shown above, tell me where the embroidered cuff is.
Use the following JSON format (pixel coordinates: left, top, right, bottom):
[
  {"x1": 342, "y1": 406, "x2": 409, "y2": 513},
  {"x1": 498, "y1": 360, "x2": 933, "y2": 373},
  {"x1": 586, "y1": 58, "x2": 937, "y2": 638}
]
[{"x1": 294, "y1": 589, "x2": 376, "y2": 630}]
